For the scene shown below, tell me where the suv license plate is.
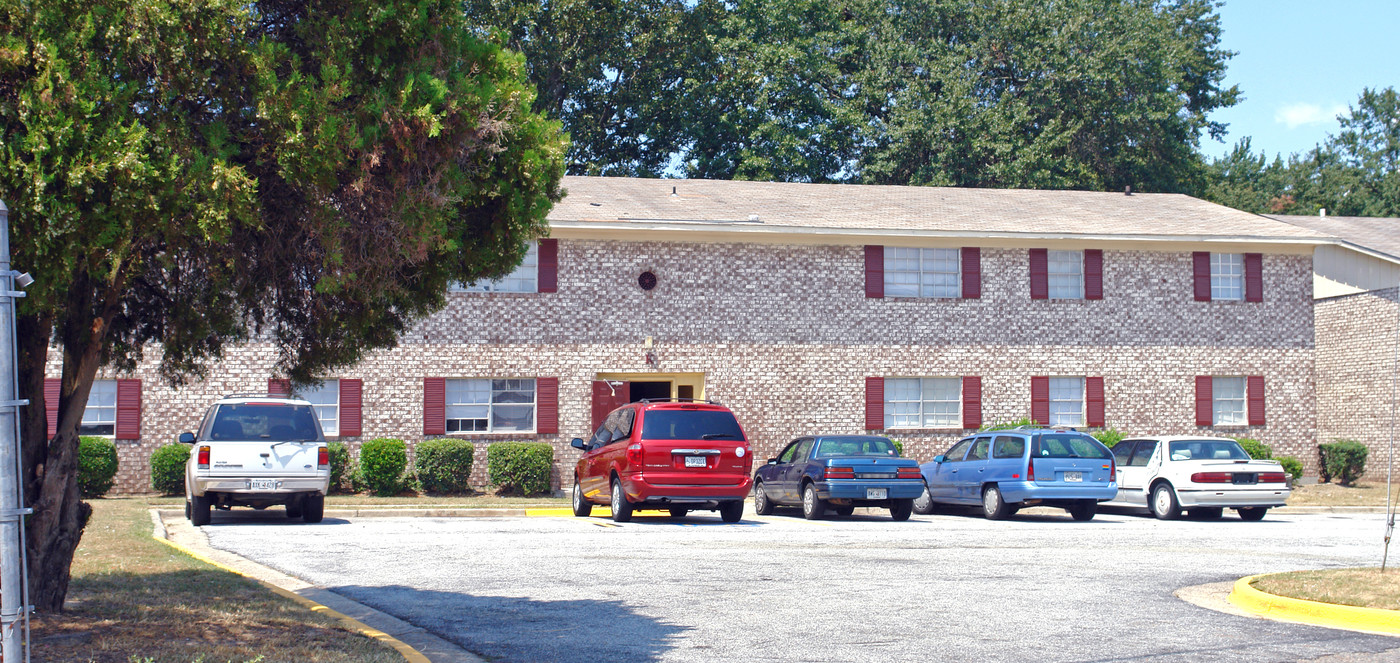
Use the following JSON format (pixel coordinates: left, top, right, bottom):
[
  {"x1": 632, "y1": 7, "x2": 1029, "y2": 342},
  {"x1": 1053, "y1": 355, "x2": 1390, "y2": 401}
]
[
  {"x1": 684, "y1": 456, "x2": 707, "y2": 468},
  {"x1": 249, "y1": 479, "x2": 277, "y2": 490},
  {"x1": 866, "y1": 488, "x2": 887, "y2": 499},
  {"x1": 1063, "y1": 471, "x2": 1083, "y2": 483}
]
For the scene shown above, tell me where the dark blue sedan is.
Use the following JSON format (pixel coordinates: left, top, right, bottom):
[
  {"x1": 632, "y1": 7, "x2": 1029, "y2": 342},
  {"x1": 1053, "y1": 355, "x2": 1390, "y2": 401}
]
[{"x1": 752, "y1": 435, "x2": 923, "y2": 520}]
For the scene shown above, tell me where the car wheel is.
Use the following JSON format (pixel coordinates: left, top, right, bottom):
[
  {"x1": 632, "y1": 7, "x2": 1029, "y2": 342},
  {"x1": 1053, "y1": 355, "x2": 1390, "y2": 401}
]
[
  {"x1": 718, "y1": 500, "x2": 743, "y2": 523},
  {"x1": 981, "y1": 485, "x2": 1010, "y2": 520},
  {"x1": 890, "y1": 498, "x2": 913, "y2": 521},
  {"x1": 752, "y1": 481, "x2": 774, "y2": 516},
  {"x1": 1068, "y1": 500, "x2": 1096, "y2": 522},
  {"x1": 572, "y1": 481, "x2": 593, "y2": 517},
  {"x1": 912, "y1": 483, "x2": 938, "y2": 515},
  {"x1": 834, "y1": 505, "x2": 855, "y2": 517},
  {"x1": 1238, "y1": 507, "x2": 1268, "y2": 521},
  {"x1": 286, "y1": 499, "x2": 303, "y2": 519},
  {"x1": 610, "y1": 478, "x2": 634, "y2": 523},
  {"x1": 301, "y1": 494, "x2": 324, "y2": 523},
  {"x1": 801, "y1": 483, "x2": 825, "y2": 520},
  {"x1": 190, "y1": 493, "x2": 212, "y2": 526},
  {"x1": 1150, "y1": 483, "x2": 1180, "y2": 520},
  {"x1": 1188, "y1": 507, "x2": 1223, "y2": 520},
  {"x1": 669, "y1": 508, "x2": 689, "y2": 519}
]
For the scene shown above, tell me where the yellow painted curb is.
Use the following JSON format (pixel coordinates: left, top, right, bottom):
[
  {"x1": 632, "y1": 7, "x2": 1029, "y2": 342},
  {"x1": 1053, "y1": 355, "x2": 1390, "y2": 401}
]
[
  {"x1": 525, "y1": 507, "x2": 612, "y2": 517},
  {"x1": 1228, "y1": 573, "x2": 1400, "y2": 636},
  {"x1": 152, "y1": 532, "x2": 431, "y2": 663}
]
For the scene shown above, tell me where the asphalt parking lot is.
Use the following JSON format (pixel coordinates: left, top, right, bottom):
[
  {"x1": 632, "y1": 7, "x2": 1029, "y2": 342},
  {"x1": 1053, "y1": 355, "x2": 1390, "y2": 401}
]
[{"x1": 202, "y1": 507, "x2": 1400, "y2": 663}]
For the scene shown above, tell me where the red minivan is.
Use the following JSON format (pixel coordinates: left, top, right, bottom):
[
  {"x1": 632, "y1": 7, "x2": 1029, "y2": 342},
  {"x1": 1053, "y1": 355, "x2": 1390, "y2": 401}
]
[{"x1": 571, "y1": 400, "x2": 753, "y2": 523}]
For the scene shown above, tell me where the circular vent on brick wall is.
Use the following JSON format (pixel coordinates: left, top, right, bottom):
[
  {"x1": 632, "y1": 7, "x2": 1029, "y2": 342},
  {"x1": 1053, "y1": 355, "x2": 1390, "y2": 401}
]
[{"x1": 638, "y1": 271, "x2": 658, "y2": 291}]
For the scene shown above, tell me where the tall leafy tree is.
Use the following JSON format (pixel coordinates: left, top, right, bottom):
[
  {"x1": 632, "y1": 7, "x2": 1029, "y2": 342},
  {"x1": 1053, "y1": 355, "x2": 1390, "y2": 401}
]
[{"x1": 0, "y1": 0, "x2": 565, "y2": 610}]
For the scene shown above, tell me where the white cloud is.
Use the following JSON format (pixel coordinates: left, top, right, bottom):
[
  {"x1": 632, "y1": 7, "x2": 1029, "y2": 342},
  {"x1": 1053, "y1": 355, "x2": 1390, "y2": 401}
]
[{"x1": 1275, "y1": 102, "x2": 1348, "y2": 129}]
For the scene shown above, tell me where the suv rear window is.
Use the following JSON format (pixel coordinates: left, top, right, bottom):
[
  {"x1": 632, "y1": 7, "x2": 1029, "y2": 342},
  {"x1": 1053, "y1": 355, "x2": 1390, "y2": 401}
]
[
  {"x1": 1033, "y1": 434, "x2": 1109, "y2": 459},
  {"x1": 210, "y1": 403, "x2": 323, "y2": 441},
  {"x1": 640, "y1": 410, "x2": 745, "y2": 441}
]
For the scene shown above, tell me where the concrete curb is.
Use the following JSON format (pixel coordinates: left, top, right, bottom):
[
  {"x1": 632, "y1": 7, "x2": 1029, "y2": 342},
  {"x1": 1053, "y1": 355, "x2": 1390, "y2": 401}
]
[{"x1": 1228, "y1": 574, "x2": 1400, "y2": 636}]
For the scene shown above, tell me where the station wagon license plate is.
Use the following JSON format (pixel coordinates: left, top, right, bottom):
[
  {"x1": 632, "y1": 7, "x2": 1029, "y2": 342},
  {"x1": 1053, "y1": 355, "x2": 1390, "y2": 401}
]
[
  {"x1": 866, "y1": 488, "x2": 887, "y2": 500},
  {"x1": 684, "y1": 456, "x2": 707, "y2": 468},
  {"x1": 1063, "y1": 471, "x2": 1083, "y2": 483},
  {"x1": 248, "y1": 479, "x2": 277, "y2": 490}
]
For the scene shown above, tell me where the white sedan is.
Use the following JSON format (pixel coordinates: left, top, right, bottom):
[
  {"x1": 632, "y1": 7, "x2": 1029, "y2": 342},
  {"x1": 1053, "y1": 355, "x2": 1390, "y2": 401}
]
[{"x1": 1103, "y1": 436, "x2": 1290, "y2": 521}]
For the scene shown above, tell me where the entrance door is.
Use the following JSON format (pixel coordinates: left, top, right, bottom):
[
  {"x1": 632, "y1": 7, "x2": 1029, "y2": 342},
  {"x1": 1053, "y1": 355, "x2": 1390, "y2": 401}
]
[
  {"x1": 629, "y1": 381, "x2": 671, "y2": 403},
  {"x1": 591, "y1": 381, "x2": 630, "y2": 432}
]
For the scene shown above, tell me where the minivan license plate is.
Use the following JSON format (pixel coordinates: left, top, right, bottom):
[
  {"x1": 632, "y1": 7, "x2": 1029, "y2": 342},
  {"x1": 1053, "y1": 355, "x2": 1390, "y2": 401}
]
[
  {"x1": 684, "y1": 456, "x2": 707, "y2": 468},
  {"x1": 866, "y1": 488, "x2": 887, "y2": 499},
  {"x1": 249, "y1": 479, "x2": 277, "y2": 490},
  {"x1": 1063, "y1": 471, "x2": 1083, "y2": 483}
]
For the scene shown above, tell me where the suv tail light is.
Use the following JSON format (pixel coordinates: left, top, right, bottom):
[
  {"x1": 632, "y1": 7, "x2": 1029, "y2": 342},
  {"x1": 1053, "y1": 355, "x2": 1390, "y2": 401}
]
[
  {"x1": 627, "y1": 443, "x2": 643, "y2": 467},
  {"x1": 317, "y1": 446, "x2": 329, "y2": 470},
  {"x1": 197, "y1": 445, "x2": 210, "y2": 469},
  {"x1": 897, "y1": 467, "x2": 921, "y2": 479},
  {"x1": 824, "y1": 467, "x2": 855, "y2": 480},
  {"x1": 1191, "y1": 472, "x2": 1232, "y2": 483},
  {"x1": 1258, "y1": 472, "x2": 1286, "y2": 483}
]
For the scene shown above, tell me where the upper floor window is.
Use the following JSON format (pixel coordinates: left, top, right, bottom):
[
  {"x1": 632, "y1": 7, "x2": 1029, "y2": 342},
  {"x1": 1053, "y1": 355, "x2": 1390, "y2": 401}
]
[
  {"x1": 299, "y1": 380, "x2": 340, "y2": 437},
  {"x1": 1047, "y1": 250, "x2": 1083, "y2": 299},
  {"x1": 445, "y1": 378, "x2": 536, "y2": 433},
  {"x1": 884, "y1": 377, "x2": 960, "y2": 428},
  {"x1": 452, "y1": 243, "x2": 539, "y2": 293},
  {"x1": 885, "y1": 248, "x2": 959, "y2": 298},
  {"x1": 1211, "y1": 253, "x2": 1243, "y2": 301},
  {"x1": 80, "y1": 380, "x2": 117, "y2": 436}
]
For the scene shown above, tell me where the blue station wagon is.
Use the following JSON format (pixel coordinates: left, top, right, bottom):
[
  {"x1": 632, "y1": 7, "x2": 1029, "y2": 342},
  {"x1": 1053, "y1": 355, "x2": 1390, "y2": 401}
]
[
  {"x1": 914, "y1": 428, "x2": 1117, "y2": 521},
  {"x1": 753, "y1": 435, "x2": 923, "y2": 520}
]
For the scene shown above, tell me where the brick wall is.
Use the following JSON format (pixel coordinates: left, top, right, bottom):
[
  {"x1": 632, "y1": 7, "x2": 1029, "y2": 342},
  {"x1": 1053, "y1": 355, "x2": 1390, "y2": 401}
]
[{"x1": 1315, "y1": 288, "x2": 1399, "y2": 479}]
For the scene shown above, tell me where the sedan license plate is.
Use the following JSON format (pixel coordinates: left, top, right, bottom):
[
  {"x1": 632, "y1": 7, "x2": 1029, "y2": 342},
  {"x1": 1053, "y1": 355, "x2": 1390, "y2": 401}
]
[
  {"x1": 249, "y1": 479, "x2": 277, "y2": 490},
  {"x1": 866, "y1": 488, "x2": 888, "y2": 500},
  {"x1": 1063, "y1": 471, "x2": 1083, "y2": 483},
  {"x1": 1232, "y1": 473, "x2": 1256, "y2": 485},
  {"x1": 684, "y1": 456, "x2": 707, "y2": 468}
]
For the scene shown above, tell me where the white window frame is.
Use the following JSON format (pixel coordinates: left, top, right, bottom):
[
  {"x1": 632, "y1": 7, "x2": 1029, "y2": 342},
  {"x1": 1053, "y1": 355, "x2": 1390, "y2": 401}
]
[
  {"x1": 885, "y1": 248, "x2": 960, "y2": 298},
  {"x1": 80, "y1": 379, "x2": 117, "y2": 437},
  {"x1": 445, "y1": 378, "x2": 537, "y2": 434},
  {"x1": 451, "y1": 242, "x2": 539, "y2": 293},
  {"x1": 884, "y1": 377, "x2": 961, "y2": 429},
  {"x1": 1048, "y1": 377, "x2": 1085, "y2": 427},
  {"x1": 1047, "y1": 250, "x2": 1084, "y2": 300},
  {"x1": 1212, "y1": 376, "x2": 1247, "y2": 426},
  {"x1": 298, "y1": 380, "x2": 340, "y2": 437},
  {"x1": 1211, "y1": 253, "x2": 1243, "y2": 301}
]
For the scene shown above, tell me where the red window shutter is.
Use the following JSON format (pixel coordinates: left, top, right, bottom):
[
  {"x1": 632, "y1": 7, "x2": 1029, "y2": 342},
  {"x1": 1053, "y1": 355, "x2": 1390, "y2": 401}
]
[
  {"x1": 1244, "y1": 253, "x2": 1263, "y2": 302},
  {"x1": 961, "y1": 247, "x2": 981, "y2": 299},
  {"x1": 1085, "y1": 377, "x2": 1105, "y2": 428},
  {"x1": 1195, "y1": 376, "x2": 1213, "y2": 426},
  {"x1": 1030, "y1": 376, "x2": 1050, "y2": 425},
  {"x1": 537, "y1": 377, "x2": 559, "y2": 434},
  {"x1": 423, "y1": 377, "x2": 446, "y2": 436},
  {"x1": 962, "y1": 376, "x2": 982, "y2": 430},
  {"x1": 44, "y1": 378, "x2": 60, "y2": 438},
  {"x1": 864, "y1": 246, "x2": 884, "y2": 298},
  {"x1": 339, "y1": 379, "x2": 363, "y2": 437},
  {"x1": 1084, "y1": 249, "x2": 1104, "y2": 300},
  {"x1": 865, "y1": 377, "x2": 884, "y2": 430},
  {"x1": 114, "y1": 379, "x2": 142, "y2": 440},
  {"x1": 268, "y1": 379, "x2": 290, "y2": 397},
  {"x1": 1029, "y1": 249, "x2": 1048, "y2": 300},
  {"x1": 1248, "y1": 376, "x2": 1266, "y2": 426},
  {"x1": 538, "y1": 238, "x2": 558, "y2": 293},
  {"x1": 1192, "y1": 252, "x2": 1211, "y2": 302}
]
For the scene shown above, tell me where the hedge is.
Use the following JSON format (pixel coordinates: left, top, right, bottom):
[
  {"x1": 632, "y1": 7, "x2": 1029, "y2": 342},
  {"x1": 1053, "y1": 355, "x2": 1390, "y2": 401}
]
[
  {"x1": 77, "y1": 436, "x2": 119, "y2": 498},
  {"x1": 488, "y1": 442, "x2": 553, "y2": 496},
  {"x1": 149, "y1": 444, "x2": 190, "y2": 495},
  {"x1": 327, "y1": 442, "x2": 352, "y2": 494},
  {"x1": 1277, "y1": 456, "x2": 1305, "y2": 485},
  {"x1": 358, "y1": 438, "x2": 408, "y2": 497},
  {"x1": 1235, "y1": 438, "x2": 1272, "y2": 460},
  {"x1": 416, "y1": 439, "x2": 475, "y2": 494},
  {"x1": 1319, "y1": 440, "x2": 1368, "y2": 486},
  {"x1": 1091, "y1": 428, "x2": 1125, "y2": 449}
]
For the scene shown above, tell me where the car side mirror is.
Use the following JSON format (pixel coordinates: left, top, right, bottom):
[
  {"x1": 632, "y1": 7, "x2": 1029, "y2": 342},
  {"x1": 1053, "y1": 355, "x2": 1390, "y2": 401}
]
[
  {"x1": 570, "y1": 438, "x2": 586, "y2": 450},
  {"x1": 178, "y1": 432, "x2": 195, "y2": 445},
  {"x1": 933, "y1": 455, "x2": 946, "y2": 463},
  {"x1": 766, "y1": 458, "x2": 779, "y2": 465}
]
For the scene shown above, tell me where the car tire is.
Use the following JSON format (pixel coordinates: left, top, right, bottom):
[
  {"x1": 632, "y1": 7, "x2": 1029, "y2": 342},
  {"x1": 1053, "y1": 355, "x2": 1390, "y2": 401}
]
[
  {"x1": 1238, "y1": 507, "x2": 1268, "y2": 521},
  {"x1": 610, "y1": 478, "x2": 634, "y2": 523},
  {"x1": 184, "y1": 498, "x2": 191, "y2": 520},
  {"x1": 302, "y1": 494, "x2": 324, "y2": 523},
  {"x1": 1188, "y1": 507, "x2": 1223, "y2": 520},
  {"x1": 1150, "y1": 483, "x2": 1181, "y2": 520},
  {"x1": 286, "y1": 499, "x2": 303, "y2": 519},
  {"x1": 1068, "y1": 500, "x2": 1096, "y2": 522},
  {"x1": 981, "y1": 485, "x2": 1010, "y2": 521},
  {"x1": 572, "y1": 481, "x2": 593, "y2": 517},
  {"x1": 719, "y1": 500, "x2": 743, "y2": 523},
  {"x1": 801, "y1": 483, "x2": 825, "y2": 520},
  {"x1": 669, "y1": 508, "x2": 689, "y2": 519},
  {"x1": 912, "y1": 483, "x2": 938, "y2": 515},
  {"x1": 752, "y1": 481, "x2": 774, "y2": 515},
  {"x1": 890, "y1": 498, "x2": 913, "y2": 521},
  {"x1": 834, "y1": 505, "x2": 855, "y2": 517},
  {"x1": 190, "y1": 493, "x2": 212, "y2": 526}
]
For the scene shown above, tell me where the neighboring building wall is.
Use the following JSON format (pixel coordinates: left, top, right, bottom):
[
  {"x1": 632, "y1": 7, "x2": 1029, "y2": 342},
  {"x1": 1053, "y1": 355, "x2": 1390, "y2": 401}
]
[
  {"x1": 1315, "y1": 288, "x2": 1399, "y2": 479},
  {"x1": 89, "y1": 241, "x2": 1317, "y2": 493}
]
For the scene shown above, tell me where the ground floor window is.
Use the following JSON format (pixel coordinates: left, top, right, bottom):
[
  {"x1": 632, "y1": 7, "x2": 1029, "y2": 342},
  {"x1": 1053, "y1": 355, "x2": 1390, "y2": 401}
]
[
  {"x1": 1048, "y1": 377, "x2": 1084, "y2": 427},
  {"x1": 80, "y1": 379, "x2": 116, "y2": 436},
  {"x1": 1212, "y1": 377, "x2": 1247, "y2": 426},
  {"x1": 299, "y1": 380, "x2": 340, "y2": 437},
  {"x1": 884, "y1": 377, "x2": 960, "y2": 428},
  {"x1": 446, "y1": 379, "x2": 536, "y2": 433}
]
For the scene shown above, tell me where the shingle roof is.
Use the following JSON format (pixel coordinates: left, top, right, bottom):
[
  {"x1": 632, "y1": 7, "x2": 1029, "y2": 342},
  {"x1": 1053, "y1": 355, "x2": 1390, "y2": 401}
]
[
  {"x1": 550, "y1": 176, "x2": 1329, "y2": 242},
  {"x1": 1268, "y1": 214, "x2": 1400, "y2": 262}
]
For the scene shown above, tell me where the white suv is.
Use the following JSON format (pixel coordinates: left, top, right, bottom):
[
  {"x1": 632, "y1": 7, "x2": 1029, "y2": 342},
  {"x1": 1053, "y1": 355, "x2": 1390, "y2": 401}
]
[{"x1": 181, "y1": 394, "x2": 331, "y2": 525}]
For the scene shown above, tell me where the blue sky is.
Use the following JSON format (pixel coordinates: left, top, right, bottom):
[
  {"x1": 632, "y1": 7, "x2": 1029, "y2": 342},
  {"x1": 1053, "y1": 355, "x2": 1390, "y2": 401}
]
[{"x1": 1201, "y1": 0, "x2": 1400, "y2": 162}]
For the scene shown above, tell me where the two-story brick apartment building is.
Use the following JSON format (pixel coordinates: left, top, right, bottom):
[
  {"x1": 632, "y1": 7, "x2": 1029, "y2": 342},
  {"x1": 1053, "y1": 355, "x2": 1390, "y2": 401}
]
[{"x1": 63, "y1": 176, "x2": 1332, "y2": 493}]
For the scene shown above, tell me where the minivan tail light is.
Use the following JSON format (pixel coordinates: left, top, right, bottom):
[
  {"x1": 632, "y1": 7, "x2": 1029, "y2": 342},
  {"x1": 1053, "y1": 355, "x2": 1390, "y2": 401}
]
[
  {"x1": 1027, "y1": 457, "x2": 1035, "y2": 482},
  {"x1": 627, "y1": 443, "x2": 643, "y2": 466},
  {"x1": 824, "y1": 467, "x2": 855, "y2": 480},
  {"x1": 317, "y1": 446, "x2": 329, "y2": 470},
  {"x1": 1258, "y1": 472, "x2": 1286, "y2": 483},
  {"x1": 897, "y1": 467, "x2": 921, "y2": 479},
  {"x1": 197, "y1": 445, "x2": 210, "y2": 469},
  {"x1": 1191, "y1": 472, "x2": 1232, "y2": 483}
]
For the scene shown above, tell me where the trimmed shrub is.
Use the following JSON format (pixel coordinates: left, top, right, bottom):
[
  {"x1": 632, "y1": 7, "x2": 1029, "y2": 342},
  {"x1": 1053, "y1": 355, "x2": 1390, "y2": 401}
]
[
  {"x1": 1091, "y1": 428, "x2": 1125, "y2": 448},
  {"x1": 358, "y1": 438, "x2": 408, "y2": 497},
  {"x1": 416, "y1": 439, "x2": 475, "y2": 494},
  {"x1": 77, "y1": 436, "x2": 119, "y2": 498},
  {"x1": 327, "y1": 442, "x2": 352, "y2": 494},
  {"x1": 488, "y1": 442, "x2": 553, "y2": 496},
  {"x1": 1235, "y1": 438, "x2": 1273, "y2": 460},
  {"x1": 889, "y1": 439, "x2": 905, "y2": 457},
  {"x1": 1277, "y1": 456, "x2": 1305, "y2": 485},
  {"x1": 1319, "y1": 440, "x2": 1369, "y2": 486},
  {"x1": 149, "y1": 444, "x2": 191, "y2": 496}
]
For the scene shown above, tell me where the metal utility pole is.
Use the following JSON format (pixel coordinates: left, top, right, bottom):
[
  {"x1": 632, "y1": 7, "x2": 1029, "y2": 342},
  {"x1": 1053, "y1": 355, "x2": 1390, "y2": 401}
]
[
  {"x1": 1387, "y1": 282, "x2": 1399, "y2": 572},
  {"x1": 0, "y1": 200, "x2": 31, "y2": 662}
]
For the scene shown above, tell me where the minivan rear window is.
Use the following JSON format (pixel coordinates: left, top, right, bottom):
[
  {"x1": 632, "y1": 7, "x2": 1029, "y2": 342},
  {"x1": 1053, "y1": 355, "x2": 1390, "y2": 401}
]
[
  {"x1": 210, "y1": 404, "x2": 323, "y2": 441},
  {"x1": 1033, "y1": 434, "x2": 1109, "y2": 459},
  {"x1": 640, "y1": 410, "x2": 745, "y2": 441}
]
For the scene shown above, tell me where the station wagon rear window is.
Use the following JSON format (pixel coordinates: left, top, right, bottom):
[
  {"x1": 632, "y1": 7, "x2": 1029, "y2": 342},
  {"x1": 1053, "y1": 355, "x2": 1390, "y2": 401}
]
[
  {"x1": 1168, "y1": 440, "x2": 1250, "y2": 461},
  {"x1": 209, "y1": 404, "x2": 323, "y2": 441},
  {"x1": 640, "y1": 410, "x2": 745, "y2": 441},
  {"x1": 814, "y1": 437, "x2": 898, "y2": 457},
  {"x1": 1033, "y1": 434, "x2": 1109, "y2": 459}
]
